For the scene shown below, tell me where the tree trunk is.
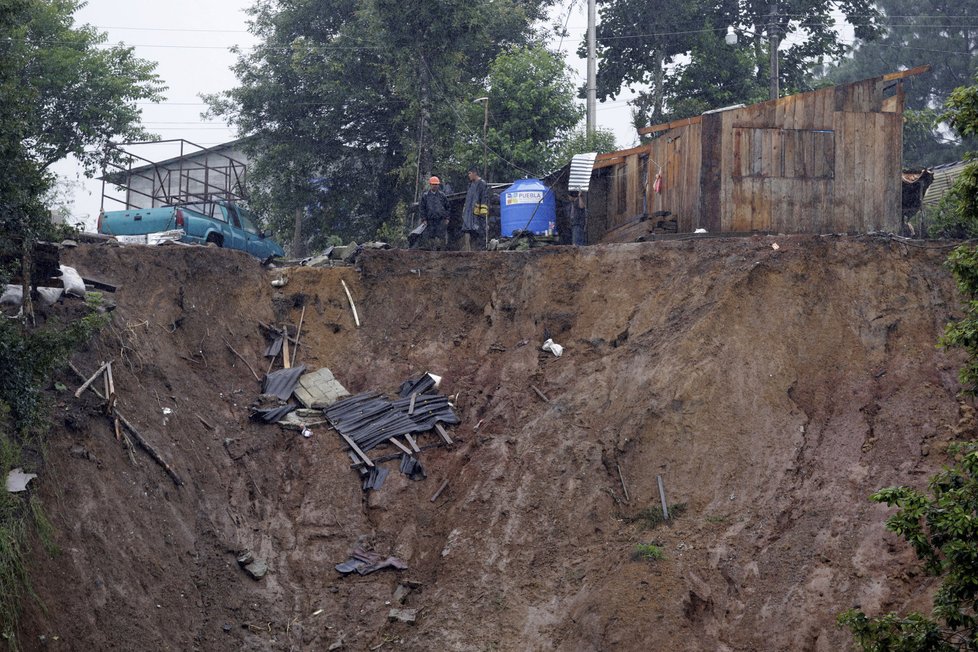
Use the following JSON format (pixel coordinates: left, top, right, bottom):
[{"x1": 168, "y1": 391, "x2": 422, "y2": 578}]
[{"x1": 292, "y1": 206, "x2": 304, "y2": 259}]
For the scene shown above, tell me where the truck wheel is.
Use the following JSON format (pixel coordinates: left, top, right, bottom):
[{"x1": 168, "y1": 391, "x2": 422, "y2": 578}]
[{"x1": 206, "y1": 233, "x2": 223, "y2": 248}]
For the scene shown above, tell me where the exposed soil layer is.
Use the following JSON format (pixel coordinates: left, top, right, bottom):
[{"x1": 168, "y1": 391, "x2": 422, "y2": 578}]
[{"x1": 16, "y1": 235, "x2": 977, "y2": 651}]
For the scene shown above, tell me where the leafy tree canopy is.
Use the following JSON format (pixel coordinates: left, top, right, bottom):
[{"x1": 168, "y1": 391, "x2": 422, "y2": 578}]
[
  {"x1": 589, "y1": 0, "x2": 881, "y2": 128},
  {"x1": 828, "y1": 0, "x2": 978, "y2": 168},
  {"x1": 207, "y1": 0, "x2": 589, "y2": 249},
  {"x1": 459, "y1": 44, "x2": 583, "y2": 181},
  {"x1": 0, "y1": 0, "x2": 164, "y2": 290}
]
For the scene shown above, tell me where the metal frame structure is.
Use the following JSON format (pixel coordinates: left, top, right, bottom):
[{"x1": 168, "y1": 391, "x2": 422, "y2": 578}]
[{"x1": 100, "y1": 139, "x2": 248, "y2": 212}]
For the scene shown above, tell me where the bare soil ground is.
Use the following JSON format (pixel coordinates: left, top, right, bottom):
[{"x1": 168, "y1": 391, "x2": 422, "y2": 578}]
[{"x1": 14, "y1": 235, "x2": 976, "y2": 651}]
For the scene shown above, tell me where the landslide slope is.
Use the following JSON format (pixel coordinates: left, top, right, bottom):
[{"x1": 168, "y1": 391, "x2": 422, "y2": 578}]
[{"x1": 18, "y1": 235, "x2": 973, "y2": 651}]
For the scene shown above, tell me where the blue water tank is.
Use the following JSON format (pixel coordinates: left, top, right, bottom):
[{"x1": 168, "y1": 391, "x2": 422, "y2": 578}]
[{"x1": 500, "y1": 179, "x2": 556, "y2": 237}]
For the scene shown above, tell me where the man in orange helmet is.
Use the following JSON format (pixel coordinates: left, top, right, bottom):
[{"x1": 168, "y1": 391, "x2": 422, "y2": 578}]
[{"x1": 418, "y1": 175, "x2": 450, "y2": 250}]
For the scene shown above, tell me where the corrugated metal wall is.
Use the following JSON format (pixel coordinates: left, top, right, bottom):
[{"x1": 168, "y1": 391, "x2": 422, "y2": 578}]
[{"x1": 593, "y1": 73, "x2": 910, "y2": 239}]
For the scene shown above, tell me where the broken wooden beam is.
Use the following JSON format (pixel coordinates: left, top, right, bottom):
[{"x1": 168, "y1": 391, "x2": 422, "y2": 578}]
[
  {"x1": 408, "y1": 393, "x2": 417, "y2": 416},
  {"x1": 389, "y1": 437, "x2": 413, "y2": 456},
  {"x1": 403, "y1": 433, "x2": 421, "y2": 453},
  {"x1": 282, "y1": 325, "x2": 291, "y2": 369},
  {"x1": 80, "y1": 276, "x2": 117, "y2": 292},
  {"x1": 339, "y1": 432, "x2": 374, "y2": 468},
  {"x1": 434, "y1": 423, "x2": 453, "y2": 445},
  {"x1": 530, "y1": 384, "x2": 550, "y2": 403},
  {"x1": 429, "y1": 479, "x2": 449, "y2": 503},
  {"x1": 617, "y1": 464, "x2": 630, "y2": 503},
  {"x1": 74, "y1": 360, "x2": 110, "y2": 398},
  {"x1": 657, "y1": 475, "x2": 669, "y2": 520},
  {"x1": 223, "y1": 337, "x2": 261, "y2": 382},
  {"x1": 69, "y1": 361, "x2": 183, "y2": 487}
]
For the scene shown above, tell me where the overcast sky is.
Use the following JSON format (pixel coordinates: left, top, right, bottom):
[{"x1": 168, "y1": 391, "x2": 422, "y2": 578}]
[{"x1": 54, "y1": 0, "x2": 643, "y2": 228}]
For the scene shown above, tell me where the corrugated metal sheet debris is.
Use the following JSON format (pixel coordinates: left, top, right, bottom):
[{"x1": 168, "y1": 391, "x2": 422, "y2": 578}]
[
  {"x1": 923, "y1": 161, "x2": 968, "y2": 207},
  {"x1": 262, "y1": 365, "x2": 307, "y2": 400},
  {"x1": 568, "y1": 152, "x2": 598, "y2": 192},
  {"x1": 250, "y1": 404, "x2": 295, "y2": 423}
]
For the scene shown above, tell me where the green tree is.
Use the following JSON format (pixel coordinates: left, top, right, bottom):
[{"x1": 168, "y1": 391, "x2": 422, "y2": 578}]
[
  {"x1": 828, "y1": 0, "x2": 978, "y2": 168},
  {"x1": 1, "y1": 0, "x2": 163, "y2": 301},
  {"x1": 838, "y1": 441, "x2": 978, "y2": 650},
  {"x1": 591, "y1": 0, "x2": 881, "y2": 126},
  {"x1": 458, "y1": 44, "x2": 582, "y2": 181},
  {"x1": 925, "y1": 73, "x2": 978, "y2": 238},
  {"x1": 839, "y1": 199, "x2": 978, "y2": 651},
  {"x1": 208, "y1": 0, "x2": 557, "y2": 250},
  {"x1": 0, "y1": 1, "x2": 160, "y2": 644},
  {"x1": 555, "y1": 127, "x2": 618, "y2": 162}
]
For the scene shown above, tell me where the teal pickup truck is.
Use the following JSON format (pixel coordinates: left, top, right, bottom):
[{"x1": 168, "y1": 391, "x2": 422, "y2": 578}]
[{"x1": 98, "y1": 201, "x2": 285, "y2": 260}]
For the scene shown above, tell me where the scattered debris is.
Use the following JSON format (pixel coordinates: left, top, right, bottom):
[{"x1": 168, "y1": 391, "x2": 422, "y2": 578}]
[
  {"x1": 387, "y1": 608, "x2": 417, "y2": 624},
  {"x1": 250, "y1": 401, "x2": 296, "y2": 423},
  {"x1": 271, "y1": 276, "x2": 289, "y2": 288},
  {"x1": 6, "y1": 468, "x2": 37, "y2": 493},
  {"x1": 772, "y1": 242, "x2": 780, "y2": 250},
  {"x1": 399, "y1": 454, "x2": 426, "y2": 480},
  {"x1": 68, "y1": 361, "x2": 184, "y2": 487},
  {"x1": 363, "y1": 466, "x2": 389, "y2": 491},
  {"x1": 541, "y1": 338, "x2": 563, "y2": 357},
  {"x1": 293, "y1": 367, "x2": 350, "y2": 408},
  {"x1": 302, "y1": 427, "x2": 313, "y2": 439},
  {"x1": 335, "y1": 546, "x2": 408, "y2": 576},
  {"x1": 237, "y1": 551, "x2": 268, "y2": 580},
  {"x1": 392, "y1": 583, "x2": 412, "y2": 604}
]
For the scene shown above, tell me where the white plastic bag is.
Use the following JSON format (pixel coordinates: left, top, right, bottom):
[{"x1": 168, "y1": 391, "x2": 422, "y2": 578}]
[
  {"x1": 60, "y1": 265, "x2": 87, "y2": 298},
  {"x1": 541, "y1": 338, "x2": 563, "y2": 358}
]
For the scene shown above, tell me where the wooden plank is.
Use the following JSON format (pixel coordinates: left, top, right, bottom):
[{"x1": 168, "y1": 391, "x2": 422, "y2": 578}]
[
  {"x1": 339, "y1": 432, "x2": 374, "y2": 467},
  {"x1": 698, "y1": 113, "x2": 723, "y2": 232},
  {"x1": 881, "y1": 64, "x2": 931, "y2": 82},
  {"x1": 404, "y1": 433, "x2": 422, "y2": 453},
  {"x1": 408, "y1": 393, "x2": 417, "y2": 416},
  {"x1": 596, "y1": 143, "x2": 646, "y2": 162},
  {"x1": 430, "y1": 479, "x2": 450, "y2": 502},
  {"x1": 389, "y1": 437, "x2": 413, "y2": 456},
  {"x1": 883, "y1": 112, "x2": 903, "y2": 232},
  {"x1": 638, "y1": 115, "x2": 702, "y2": 135},
  {"x1": 434, "y1": 423, "x2": 454, "y2": 445}
]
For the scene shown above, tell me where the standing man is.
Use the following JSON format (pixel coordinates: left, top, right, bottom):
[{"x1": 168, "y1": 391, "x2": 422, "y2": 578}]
[
  {"x1": 461, "y1": 166, "x2": 489, "y2": 251},
  {"x1": 569, "y1": 191, "x2": 587, "y2": 246},
  {"x1": 418, "y1": 176, "x2": 449, "y2": 250}
]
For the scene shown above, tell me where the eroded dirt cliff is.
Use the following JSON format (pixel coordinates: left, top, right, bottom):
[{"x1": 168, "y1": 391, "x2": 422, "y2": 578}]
[{"x1": 18, "y1": 235, "x2": 975, "y2": 651}]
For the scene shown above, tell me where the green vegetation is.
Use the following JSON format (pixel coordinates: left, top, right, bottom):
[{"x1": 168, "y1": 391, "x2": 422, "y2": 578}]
[
  {"x1": 838, "y1": 442, "x2": 978, "y2": 650},
  {"x1": 627, "y1": 503, "x2": 688, "y2": 530},
  {"x1": 840, "y1": 169, "x2": 978, "y2": 649},
  {"x1": 633, "y1": 543, "x2": 665, "y2": 562},
  {"x1": 591, "y1": 0, "x2": 881, "y2": 129},
  {"x1": 0, "y1": 299, "x2": 109, "y2": 646},
  {"x1": 0, "y1": 0, "x2": 158, "y2": 645},
  {"x1": 829, "y1": 0, "x2": 978, "y2": 168}
]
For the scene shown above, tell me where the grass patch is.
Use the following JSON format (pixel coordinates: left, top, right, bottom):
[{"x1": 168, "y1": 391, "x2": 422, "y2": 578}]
[
  {"x1": 633, "y1": 543, "x2": 665, "y2": 562},
  {"x1": 627, "y1": 502, "x2": 688, "y2": 529}
]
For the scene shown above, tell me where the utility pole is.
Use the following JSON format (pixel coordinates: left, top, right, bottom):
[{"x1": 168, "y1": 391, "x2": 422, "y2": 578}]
[
  {"x1": 768, "y1": 1, "x2": 779, "y2": 101},
  {"x1": 473, "y1": 97, "x2": 489, "y2": 179},
  {"x1": 586, "y1": 0, "x2": 597, "y2": 136}
]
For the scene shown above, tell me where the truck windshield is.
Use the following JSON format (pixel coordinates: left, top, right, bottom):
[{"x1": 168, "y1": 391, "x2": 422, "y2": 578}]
[{"x1": 238, "y1": 209, "x2": 260, "y2": 235}]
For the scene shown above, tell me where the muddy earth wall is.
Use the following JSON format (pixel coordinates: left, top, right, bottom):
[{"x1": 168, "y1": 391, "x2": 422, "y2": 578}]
[{"x1": 17, "y1": 235, "x2": 972, "y2": 651}]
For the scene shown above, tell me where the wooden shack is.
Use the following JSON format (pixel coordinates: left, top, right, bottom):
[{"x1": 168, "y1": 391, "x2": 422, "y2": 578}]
[{"x1": 589, "y1": 67, "x2": 928, "y2": 242}]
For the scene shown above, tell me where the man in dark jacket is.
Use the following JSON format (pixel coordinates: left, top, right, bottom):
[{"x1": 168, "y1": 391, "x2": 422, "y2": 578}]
[
  {"x1": 418, "y1": 176, "x2": 449, "y2": 250},
  {"x1": 461, "y1": 166, "x2": 489, "y2": 251}
]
